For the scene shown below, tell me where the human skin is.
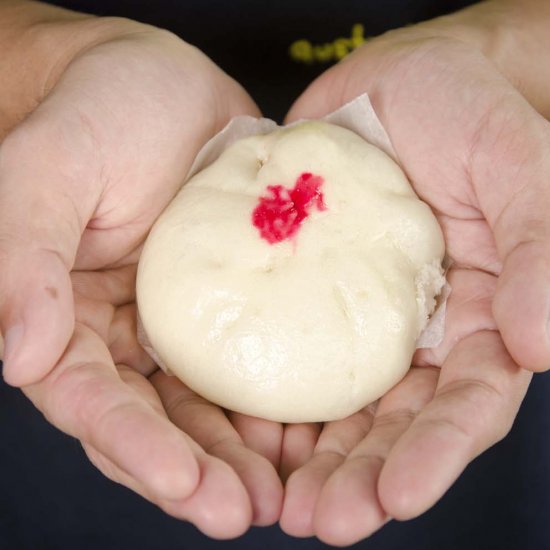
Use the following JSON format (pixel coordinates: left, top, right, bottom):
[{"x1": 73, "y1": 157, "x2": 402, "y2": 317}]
[
  {"x1": 0, "y1": 0, "x2": 286, "y2": 538},
  {"x1": 279, "y1": 0, "x2": 550, "y2": 544},
  {"x1": 1, "y1": 0, "x2": 550, "y2": 544}
]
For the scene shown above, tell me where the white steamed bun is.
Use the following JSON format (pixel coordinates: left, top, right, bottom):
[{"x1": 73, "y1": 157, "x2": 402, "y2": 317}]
[{"x1": 137, "y1": 121, "x2": 445, "y2": 422}]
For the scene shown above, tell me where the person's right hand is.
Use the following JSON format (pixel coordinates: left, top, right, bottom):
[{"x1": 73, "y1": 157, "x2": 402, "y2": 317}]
[
  {"x1": 278, "y1": 3, "x2": 550, "y2": 543},
  {"x1": 0, "y1": 13, "x2": 284, "y2": 537}
]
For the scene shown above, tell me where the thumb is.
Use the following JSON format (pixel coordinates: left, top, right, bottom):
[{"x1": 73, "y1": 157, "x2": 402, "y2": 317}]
[
  {"x1": 0, "y1": 105, "x2": 101, "y2": 386},
  {"x1": 477, "y1": 105, "x2": 550, "y2": 372}
]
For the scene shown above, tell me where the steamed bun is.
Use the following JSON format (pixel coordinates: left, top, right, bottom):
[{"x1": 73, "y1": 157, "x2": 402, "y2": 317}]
[{"x1": 137, "y1": 121, "x2": 445, "y2": 422}]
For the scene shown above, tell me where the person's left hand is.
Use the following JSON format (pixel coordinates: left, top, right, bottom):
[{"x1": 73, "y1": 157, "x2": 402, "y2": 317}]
[
  {"x1": 278, "y1": 24, "x2": 548, "y2": 545},
  {"x1": 0, "y1": 17, "x2": 285, "y2": 537}
]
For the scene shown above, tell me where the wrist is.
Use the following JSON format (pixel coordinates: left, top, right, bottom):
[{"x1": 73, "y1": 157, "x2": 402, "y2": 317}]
[
  {"x1": 0, "y1": 1, "x2": 152, "y2": 137},
  {"x1": 416, "y1": 0, "x2": 550, "y2": 117}
]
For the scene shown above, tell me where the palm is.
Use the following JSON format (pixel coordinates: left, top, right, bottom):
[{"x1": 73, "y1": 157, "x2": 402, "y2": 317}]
[
  {"x1": 280, "y1": 36, "x2": 539, "y2": 544},
  {"x1": 2, "y1": 28, "x2": 288, "y2": 537}
]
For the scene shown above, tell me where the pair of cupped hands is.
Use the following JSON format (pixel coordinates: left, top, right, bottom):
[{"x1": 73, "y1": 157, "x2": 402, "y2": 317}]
[{"x1": 1, "y1": 8, "x2": 549, "y2": 547}]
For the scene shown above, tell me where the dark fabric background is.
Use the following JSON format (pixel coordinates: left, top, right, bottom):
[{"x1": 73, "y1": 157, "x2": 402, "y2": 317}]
[{"x1": 2, "y1": 1, "x2": 549, "y2": 549}]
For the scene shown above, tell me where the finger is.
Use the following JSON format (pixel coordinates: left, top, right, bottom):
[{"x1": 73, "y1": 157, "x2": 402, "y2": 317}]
[
  {"x1": 22, "y1": 323, "x2": 202, "y2": 503},
  {"x1": 115, "y1": 363, "x2": 167, "y2": 416},
  {"x1": 159, "y1": 453, "x2": 252, "y2": 538},
  {"x1": 310, "y1": 367, "x2": 437, "y2": 546},
  {"x1": 0, "y1": 111, "x2": 101, "y2": 386},
  {"x1": 71, "y1": 265, "x2": 137, "y2": 307},
  {"x1": 379, "y1": 330, "x2": 531, "y2": 520},
  {"x1": 469, "y1": 98, "x2": 550, "y2": 372},
  {"x1": 72, "y1": 263, "x2": 156, "y2": 376},
  {"x1": 280, "y1": 452, "x2": 346, "y2": 538},
  {"x1": 493, "y1": 239, "x2": 550, "y2": 371},
  {"x1": 87, "y1": 364, "x2": 252, "y2": 539},
  {"x1": 108, "y1": 303, "x2": 157, "y2": 376},
  {"x1": 151, "y1": 373, "x2": 283, "y2": 526},
  {"x1": 0, "y1": 246, "x2": 75, "y2": 386},
  {"x1": 228, "y1": 411, "x2": 284, "y2": 470},
  {"x1": 279, "y1": 422, "x2": 322, "y2": 482},
  {"x1": 280, "y1": 408, "x2": 373, "y2": 538},
  {"x1": 83, "y1": 442, "x2": 252, "y2": 539},
  {"x1": 435, "y1": 215, "x2": 501, "y2": 275}
]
